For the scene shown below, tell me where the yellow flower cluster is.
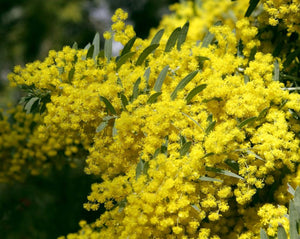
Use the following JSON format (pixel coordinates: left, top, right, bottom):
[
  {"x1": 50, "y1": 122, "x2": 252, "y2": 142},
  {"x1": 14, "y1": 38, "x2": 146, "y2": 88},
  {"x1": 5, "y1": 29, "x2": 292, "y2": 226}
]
[
  {"x1": 6, "y1": 2, "x2": 300, "y2": 239},
  {"x1": 0, "y1": 105, "x2": 81, "y2": 182},
  {"x1": 262, "y1": 0, "x2": 300, "y2": 35}
]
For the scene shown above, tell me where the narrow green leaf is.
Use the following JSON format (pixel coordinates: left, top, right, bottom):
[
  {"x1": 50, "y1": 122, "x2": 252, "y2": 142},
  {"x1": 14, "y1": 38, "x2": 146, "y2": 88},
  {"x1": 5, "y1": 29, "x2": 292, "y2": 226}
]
[
  {"x1": 197, "y1": 56, "x2": 210, "y2": 69},
  {"x1": 136, "y1": 44, "x2": 159, "y2": 66},
  {"x1": 151, "y1": 29, "x2": 165, "y2": 45},
  {"x1": 120, "y1": 93, "x2": 128, "y2": 110},
  {"x1": 202, "y1": 30, "x2": 214, "y2": 48},
  {"x1": 260, "y1": 228, "x2": 268, "y2": 239},
  {"x1": 185, "y1": 84, "x2": 207, "y2": 103},
  {"x1": 180, "y1": 141, "x2": 192, "y2": 156},
  {"x1": 24, "y1": 97, "x2": 40, "y2": 114},
  {"x1": 207, "y1": 113, "x2": 213, "y2": 123},
  {"x1": 277, "y1": 225, "x2": 287, "y2": 239},
  {"x1": 245, "y1": 0, "x2": 260, "y2": 17},
  {"x1": 182, "y1": 112, "x2": 205, "y2": 132},
  {"x1": 198, "y1": 176, "x2": 223, "y2": 183},
  {"x1": 165, "y1": 27, "x2": 181, "y2": 52},
  {"x1": 289, "y1": 201, "x2": 300, "y2": 239},
  {"x1": 249, "y1": 46, "x2": 257, "y2": 62},
  {"x1": 205, "y1": 166, "x2": 244, "y2": 180},
  {"x1": 257, "y1": 107, "x2": 269, "y2": 121},
  {"x1": 58, "y1": 67, "x2": 64, "y2": 75},
  {"x1": 205, "y1": 120, "x2": 216, "y2": 134},
  {"x1": 288, "y1": 183, "x2": 295, "y2": 196},
  {"x1": 202, "y1": 97, "x2": 223, "y2": 103},
  {"x1": 237, "y1": 40, "x2": 244, "y2": 58},
  {"x1": 68, "y1": 68, "x2": 75, "y2": 81},
  {"x1": 72, "y1": 42, "x2": 78, "y2": 50},
  {"x1": 96, "y1": 121, "x2": 108, "y2": 133},
  {"x1": 121, "y1": 36, "x2": 136, "y2": 56},
  {"x1": 238, "y1": 116, "x2": 257, "y2": 128},
  {"x1": 112, "y1": 120, "x2": 117, "y2": 137},
  {"x1": 244, "y1": 74, "x2": 250, "y2": 84},
  {"x1": 191, "y1": 204, "x2": 201, "y2": 212},
  {"x1": 136, "y1": 159, "x2": 144, "y2": 180},
  {"x1": 131, "y1": 77, "x2": 141, "y2": 101},
  {"x1": 92, "y1": 32, "x2": 100, "y2": 60},
  {"x1": 84, "y1": 43, "x2": 91, "y2": 50},
  {"x1": 116, "y1": 52, "x2": 135, "y2": 70},
  {"x1": 177, "y1": 22, "x2": 189, "y2": 50},
  {"x1": 202, "y1": 152, "x2": 214, "y2": 159},
  {"x1": 171, "y1": 70, "x2": 198, "y2": 100},
  {"x1": 246, "y1": 150, "x2": 264, "y2": 161},
  {"x1": 104, "y1": 36, "x2": 113, "y2": 61},
  {"x1": 154, "y1": 65, "x2": 169, "y2": 92},
  {"x1": 273, "y1": 59, "x2": 280, "y2": 81},
  {"x1": 118, "y1": 199, "x2": 127, "y2": 212},
  {"x1": 147, "y1": 92, "x2": 162, "y2": 104},
  {"x1": 136, "y1": 159, "x2": 149, "y2": 180},
  {"x1": 99, "y1": 96, "x2": 116, "y2": 115},
  {"x1": 87, "y1": 45, "x2": 94, "y2": 59},
  {"x1": 225, "y1": 159, "x2": 239, "y2": 172}
]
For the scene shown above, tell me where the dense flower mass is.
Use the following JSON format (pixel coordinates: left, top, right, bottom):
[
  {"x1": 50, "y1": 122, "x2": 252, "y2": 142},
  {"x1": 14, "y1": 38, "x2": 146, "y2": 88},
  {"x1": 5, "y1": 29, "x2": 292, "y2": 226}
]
[{"x1": 4, "y1": 0, "x2": 300, "y2": 238}]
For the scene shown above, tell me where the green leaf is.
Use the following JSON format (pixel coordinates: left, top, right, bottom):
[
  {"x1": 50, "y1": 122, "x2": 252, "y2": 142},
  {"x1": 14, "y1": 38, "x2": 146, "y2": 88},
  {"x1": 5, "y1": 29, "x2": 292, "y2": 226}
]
[
  {"x1": 92, "y1": 32, "x2": 100, "y2": 60},
  {"x1": 104, "y1": 35, "x2": 113, "y2": 61},
  {"x1": 151, "y1": 29, "x2": 165, "y2": 45},
  {"x1": 177, "y1": 21, "x2": 189, "y2": 50},
  {"x1": 68, "y1": 68, "x2": 75, "y2": 81},
  {"x1": 185, "y1": 84, "x2": 207, "y2": 103},
  {"x1": 154, "y1": 65, "x2": 169, "y2": 92},
  {"x1": 99, "y1": 96, "x2": 116, "y2": 115},
  {"x1": 260, "y1": 228, "x2": 268, "y2": 239},
  {"x1": 120, "y1": 93, "x2": 128, "y2": 110},
  {"x1": 96, "y1": 121, "x2": 108, "y2": 133},
  {"x1": 197, "y1": 56, "x2": 210, "y2": 69},
  {"x1": 277, "y1": 225, "x2": 287, "y2": 239},
  {"x1": 238, "y1": 116, "x2": 257, "y2": 128},
  {"x1": 288, "y1": 183, "x2": 295, "y2": 196},
  {"x1": 202, "y1": 97, "x2": 223, "y2": 103},
  {"x1": 205, "y1": 166, "x2": 244, "y2": 180},
  {"x1": 245, "y1": 0, "x2": 260, "y2": 17},
  {"x1": 225, "y1": 159, "x2": 239, "y2": 172},
  {"x1": 24, "y1": 97, "x2": 40, "y2": 114},
  {"x1": 289, "y1": 200, "x2": 300, "y2": 239},
  {"x1": 205, "y1": 120, "x2": 216, "y2": 134},
  {"x1": 121, "y1": 36, "x2": 136, "y2": 56},
  {"x1": 182, "y1": 112, "x2": 204, "y2": 132},
  {"x1": 144, "y1": 67, "x2": 151, "y2": 85},
  {"x1": 257, "y1": 107, "x2": 269, "y2": 121},
  {"x1": 147, "y1": 92, "x2": 162, "y2": 104},
  {"x1": 207, "y1": 113, "x2": 213, "y2": 123},
  {"x1": 202, "y1": 152, "x2": 214, "y2": 159},
  {"x1": 112, "y1": 120, "x2": 117, "y2": 137},
  {"x1": 170, "y1": 70, "x2": 198, "y2": 100},
  {"x1": 246, "y1": 150, "x2": 264, "y2": 161},
  {"x1": 273, "y1": 59, "x2": 280, "y2": 81},
  {"x1": 165, "y1": 27, "x2": 181, "y2": 52},
  {"x1": 244, "y1": 74, "x2": 250, "y2": 84},
  {"x1": 136, "y1": 159, "x2": 149, "y2": 180},
  {"x1": 136, "y1": 44, "x2": 159, "y2": 66},
  {"x1": 131, "y1": 77, "x2": 141, "y2": 101},
  {"x1": 72, "y1": 42, "x2": 78, "y2": 50},
  {"x1": 116, "y1": 52, "x2": 135, "y2": 70},
  {"x1": 249, "y1": 46, "x2": 257, "y2": 62},
  {"x1": 198, "y1": 176, "x2": 223, "y2": 183},
  {"x1": 87, "y1": 45, "x2": 94, "y2": 59},
  {"x1": 57, "y1": 67, "x2": 64, "y2": 75},
  {"x1": 202, "y1": 30, "x2": 214, "y2": 48},
  {"x1": 180, "y1": 141, "x2": 192, "y2": 156},
  {"x1": 191, "y1": 204, "x2": 201, "y2": 212}
]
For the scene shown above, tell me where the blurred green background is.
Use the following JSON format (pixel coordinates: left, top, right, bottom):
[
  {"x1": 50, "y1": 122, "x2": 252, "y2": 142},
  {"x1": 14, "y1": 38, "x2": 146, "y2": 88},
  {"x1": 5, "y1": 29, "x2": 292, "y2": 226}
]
[{"x1": 0, "y1": 0, "x2": 177, "y2": 238}]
